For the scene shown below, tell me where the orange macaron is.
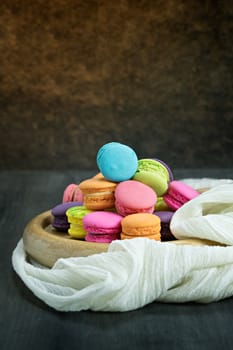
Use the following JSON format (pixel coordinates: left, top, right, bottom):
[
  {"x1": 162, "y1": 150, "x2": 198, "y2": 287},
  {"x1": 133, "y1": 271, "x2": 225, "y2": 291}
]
[
  {"x1": 79, "y1": 176, "x2": 117, "y2": 210},
  {"x1": 121, "y1": 213, "x2": 161, "y2": 241}
]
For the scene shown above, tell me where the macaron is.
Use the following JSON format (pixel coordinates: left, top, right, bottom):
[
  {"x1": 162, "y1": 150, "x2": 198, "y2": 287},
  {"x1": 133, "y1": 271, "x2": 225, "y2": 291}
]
[
  {"x1": 133, "y1": 159, "x2": 169, "y2": 196},
  {"x1": 163, "y1": 180, "x2": 200, "y2": 211},
  {"x1": 154, "y1": 211, "x2": 176, "y2": 241},
  {"x1": 152, "y1": 158, "x2": 174, "y2": 182},
  {"x1": 154, "y1": 196, "x2": 171, "y2": 211},
  {"x1": 66, "y1": 206, "x2": 93, "y2": 239},
  {"x1": 83, "y1": 211, "x2": 123, "y2": 243},
  {"x1": 92, "y1": 172, "x2": 105, "y2": 179},
  {"x1": 79, "y1": 176, "x2": 117, "y2": 210},
  {"x1": 115, "y1": 180, "x2": 157, "y2": 216},
  {"x1": 121, "y1": 213, "x2": 161, "y2": 241},
  {"x1": 51, "y1": 201, "x2": 83, "y2": 232},
  {"x1": 62, "y1": 183, "x2": 83, "y2": 203},
  {"x1": 96, "y1": 142, "x2": 138, "y2": 182}
]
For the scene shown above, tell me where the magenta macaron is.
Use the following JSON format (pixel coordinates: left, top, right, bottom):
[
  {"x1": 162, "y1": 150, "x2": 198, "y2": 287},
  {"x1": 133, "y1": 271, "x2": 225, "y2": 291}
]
[
  {"x1": 83, "y1": 211, "x2": 123, "y2": 243},
  {"x1": 163, "y1": 180, "x2": 200, "y2": 211},
  {"x1": 114, "y1": 180, "x2": 157, "y2": 216}
]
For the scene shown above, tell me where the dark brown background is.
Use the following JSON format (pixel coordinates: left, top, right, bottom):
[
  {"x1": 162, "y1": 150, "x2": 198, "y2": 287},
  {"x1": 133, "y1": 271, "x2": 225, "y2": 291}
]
[{"x1": 0, "y1": 0, "x2": 232, "y2": 170}]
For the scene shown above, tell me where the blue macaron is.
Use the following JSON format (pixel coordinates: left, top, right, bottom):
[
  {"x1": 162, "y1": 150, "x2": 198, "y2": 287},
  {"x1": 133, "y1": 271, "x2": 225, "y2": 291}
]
[{"x1": 96, "y1": 142, "x2": 138, "y2": 182}]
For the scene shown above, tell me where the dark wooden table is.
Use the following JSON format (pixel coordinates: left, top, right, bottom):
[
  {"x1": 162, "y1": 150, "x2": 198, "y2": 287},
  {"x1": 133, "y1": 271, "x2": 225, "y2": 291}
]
[{"x1": 1, "y1": 169, "x2": 233, "y2": 350}]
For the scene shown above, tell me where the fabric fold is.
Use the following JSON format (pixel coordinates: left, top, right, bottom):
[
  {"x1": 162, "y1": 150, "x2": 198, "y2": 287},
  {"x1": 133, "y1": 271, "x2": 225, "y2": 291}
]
[
  {"x1": 12, "y1": 238, "x2": 233, "y2": 312},
  {"x1": 170, "y1": 183, "x2": 233, "y2": 245}
]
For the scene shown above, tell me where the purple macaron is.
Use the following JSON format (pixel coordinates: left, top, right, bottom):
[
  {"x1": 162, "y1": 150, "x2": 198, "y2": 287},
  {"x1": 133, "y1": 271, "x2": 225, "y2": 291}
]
[
  {"x1": 154, "y1": 211, "x2": 176, "y2": 241},
  {"x1": 51, "y1": 201, "x2": 82, "y2": 231}
]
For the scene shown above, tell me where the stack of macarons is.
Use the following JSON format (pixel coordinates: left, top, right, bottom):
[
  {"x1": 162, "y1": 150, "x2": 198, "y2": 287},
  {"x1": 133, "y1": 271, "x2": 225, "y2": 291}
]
[{"x1": 51, "y1": 141, "x2": 200, "y2": 244}]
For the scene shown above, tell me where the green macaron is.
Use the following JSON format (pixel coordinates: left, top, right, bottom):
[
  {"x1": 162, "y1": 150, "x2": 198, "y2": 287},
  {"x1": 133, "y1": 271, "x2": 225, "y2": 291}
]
[{"x1": 133, "y1": 159, "x2": 169, "y2": 196}]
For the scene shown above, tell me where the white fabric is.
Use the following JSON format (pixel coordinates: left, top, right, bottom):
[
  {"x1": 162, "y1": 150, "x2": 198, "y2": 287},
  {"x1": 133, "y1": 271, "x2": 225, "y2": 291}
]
[
  {"x1": 171, "y1": 180, "x2": 233, "y2": 245},
  {"x1": 12, "y1": 178, "x2": 233, "y2": 312}
]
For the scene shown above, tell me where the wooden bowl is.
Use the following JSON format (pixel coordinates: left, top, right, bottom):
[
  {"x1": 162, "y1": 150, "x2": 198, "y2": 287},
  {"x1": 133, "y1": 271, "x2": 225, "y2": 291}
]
[{"x1": 23, "y1": 210, "x2": 221, "y2": 268}]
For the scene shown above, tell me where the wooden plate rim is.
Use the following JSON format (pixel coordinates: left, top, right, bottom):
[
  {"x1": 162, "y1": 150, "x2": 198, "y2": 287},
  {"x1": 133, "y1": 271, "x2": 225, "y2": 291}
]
[{"x1": 23, "y1": 210, "x2": 223, "y2": 268}]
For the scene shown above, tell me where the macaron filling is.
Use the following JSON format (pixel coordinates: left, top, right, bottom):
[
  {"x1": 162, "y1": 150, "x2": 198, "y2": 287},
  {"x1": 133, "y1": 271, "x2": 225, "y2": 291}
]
[
  {"x1": 85, "y1": 232, "x2": 120, "y2": 243},
  {"x1": 84, "y1": 226, "x2": 121, "y2": 234},
  {"x1": 52, "y1": 217, "x2": 69, "y2": 231},
  {"x1": 68, "y1": 225, "x2": 87, "y2": 239},
  {"x1": 83, "y1": 192, "x2": 115, "y2": 209},
  {"x1": 115, "y1": 199, "x2": 154, "y2": 216}
]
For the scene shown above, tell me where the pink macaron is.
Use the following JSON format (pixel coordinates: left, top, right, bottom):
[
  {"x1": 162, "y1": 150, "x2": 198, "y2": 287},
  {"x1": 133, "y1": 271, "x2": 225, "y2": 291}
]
[
  {"x1": 114, "y1": 180, "x2": 157, "y2": 216},
  {"x1": 62, "y1": 183, "x2": 83, "y2": 203},
  {"x1": 83, "y1": 211, "x2": 123, "y2": 243},
  {"x1": 163, "y1": 180, "x2": 200, "y2": 210}
]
